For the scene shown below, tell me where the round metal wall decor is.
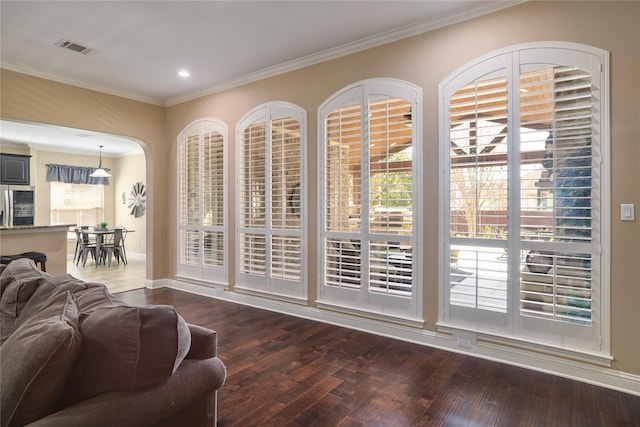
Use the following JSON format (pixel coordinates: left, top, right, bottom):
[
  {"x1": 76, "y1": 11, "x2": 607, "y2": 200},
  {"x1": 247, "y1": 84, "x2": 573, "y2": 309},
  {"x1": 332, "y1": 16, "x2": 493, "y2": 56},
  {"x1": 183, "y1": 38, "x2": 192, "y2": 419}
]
[{"x1": 127, "y1": 182, "x2": 146, "y2": 218}]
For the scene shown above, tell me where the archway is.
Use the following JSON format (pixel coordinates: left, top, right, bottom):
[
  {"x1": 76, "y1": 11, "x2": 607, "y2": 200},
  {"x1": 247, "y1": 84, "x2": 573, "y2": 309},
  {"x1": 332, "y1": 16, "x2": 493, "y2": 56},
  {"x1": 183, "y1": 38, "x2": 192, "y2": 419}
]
[{"x1": 1, "y1": 119, "x2": 149, "y2": 292}]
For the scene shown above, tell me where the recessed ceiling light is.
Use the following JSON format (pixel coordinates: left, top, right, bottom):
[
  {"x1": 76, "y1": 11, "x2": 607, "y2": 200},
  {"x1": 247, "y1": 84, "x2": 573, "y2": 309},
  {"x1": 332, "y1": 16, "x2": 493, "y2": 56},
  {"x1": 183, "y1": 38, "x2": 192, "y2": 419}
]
[{"x1": 178, "y1": 70, "x2": 190, "y2": 78}]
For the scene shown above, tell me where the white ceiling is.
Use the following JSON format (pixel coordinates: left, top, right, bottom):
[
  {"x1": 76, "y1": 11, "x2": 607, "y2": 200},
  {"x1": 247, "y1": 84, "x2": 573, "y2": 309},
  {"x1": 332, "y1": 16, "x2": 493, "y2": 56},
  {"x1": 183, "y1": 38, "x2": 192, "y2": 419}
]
[{"x1": 0, "y1": 0, "x2": 516, "y2": 155}]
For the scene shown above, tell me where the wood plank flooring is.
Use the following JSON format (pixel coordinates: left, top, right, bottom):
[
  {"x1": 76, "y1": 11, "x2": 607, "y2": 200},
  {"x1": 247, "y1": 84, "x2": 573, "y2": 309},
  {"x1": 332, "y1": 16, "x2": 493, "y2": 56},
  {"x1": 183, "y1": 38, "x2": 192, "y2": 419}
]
[
  {"x1": 116, "y1": 288, "x2": 640, "y2": 427},
  {"x1": 66, "y1": 253, "x2": 146, "y2": 294}
]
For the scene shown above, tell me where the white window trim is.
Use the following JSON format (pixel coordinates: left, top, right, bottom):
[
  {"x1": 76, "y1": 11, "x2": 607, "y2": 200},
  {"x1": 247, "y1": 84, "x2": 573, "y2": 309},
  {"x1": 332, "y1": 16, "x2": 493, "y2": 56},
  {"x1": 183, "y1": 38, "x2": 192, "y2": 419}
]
[
  {"x1": 437, "y1": 42, "x2": 610, "y2": 361},
  {"x1": 176, "y1": 117, "x2": 229, "y2": 286},
  {"x1": 317, "y1": 78, "x2": 423, "y2": 323},
  {"x1": 235, "y1": 101, "x2": 308, "y2": 302}
]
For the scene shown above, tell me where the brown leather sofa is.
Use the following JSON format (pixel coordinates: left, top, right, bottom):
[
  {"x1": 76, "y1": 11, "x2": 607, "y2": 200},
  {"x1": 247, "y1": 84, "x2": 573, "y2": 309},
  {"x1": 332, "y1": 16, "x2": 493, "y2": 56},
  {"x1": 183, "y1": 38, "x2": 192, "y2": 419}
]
[{"x1": 0, "y1": 258, "x2": 226, "y2": 427}]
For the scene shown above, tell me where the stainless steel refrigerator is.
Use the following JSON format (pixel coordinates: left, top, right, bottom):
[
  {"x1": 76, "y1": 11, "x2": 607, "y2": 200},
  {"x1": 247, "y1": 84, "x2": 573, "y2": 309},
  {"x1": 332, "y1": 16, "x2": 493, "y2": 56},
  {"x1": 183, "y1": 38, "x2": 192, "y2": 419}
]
[{"x1": 1, "y1": 185, "x2": 35, "y2": 227}]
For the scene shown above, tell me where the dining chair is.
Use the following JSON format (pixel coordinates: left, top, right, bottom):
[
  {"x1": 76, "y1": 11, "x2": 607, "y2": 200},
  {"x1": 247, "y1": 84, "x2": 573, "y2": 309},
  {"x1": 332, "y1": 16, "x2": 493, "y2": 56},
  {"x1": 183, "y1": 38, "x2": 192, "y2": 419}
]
[
  {"x1": 72, "y1": 227, "x2": 82, "y2": 263},
  {"x1": 114, "y1": 226, "x2": 128, "y2": 265},
  {"x1": 100, "y1": 228, "x2": 125, "y2": 267},
  {"x1": 76, "y1": 229, "x2": 97, "y2": 267},
  {"x1": 72, "y1": 226, "x2": 89, "y2": 263}
]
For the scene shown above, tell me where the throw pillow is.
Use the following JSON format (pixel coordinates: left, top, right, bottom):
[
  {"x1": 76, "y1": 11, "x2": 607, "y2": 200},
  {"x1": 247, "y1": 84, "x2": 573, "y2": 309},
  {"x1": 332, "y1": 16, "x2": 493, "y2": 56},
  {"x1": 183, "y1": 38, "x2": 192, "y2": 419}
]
[
  {"x1": 61, "y1": 304, "x2": 191, "y2": 407},
  {"x1": 0, "y1": 258, "x2": 50, "y2": 297},
  {"x1": 0, "y1": 274, "x2": 46, "y2": 343},
  {"x1": 0, "y1": 261, "x2": 51, "y2": 344},
  {"x1": 14, "y1": 278, "x2": 122, "y2": 328},
  {"x1": 0, "y1": 291, "x2": 81, "y2": 427},
  {"x1": 12, "y1": 280, "x2": 60, "y2": 329},
  {"x1": 73, "y1": 282, "x2": 125, "y2": 315}
]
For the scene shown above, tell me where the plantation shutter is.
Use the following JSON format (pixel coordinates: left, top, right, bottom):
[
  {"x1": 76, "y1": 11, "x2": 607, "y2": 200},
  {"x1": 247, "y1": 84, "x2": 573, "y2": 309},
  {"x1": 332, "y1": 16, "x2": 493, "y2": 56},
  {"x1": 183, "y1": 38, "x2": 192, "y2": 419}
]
[
  {"x1": 202, "y1": 130, "x2": 225, "y2": 268},
  {"x1": 270, "y1": 116, "x2": 302, "y2": 280},
  {"x1": 368, "y1": 96, "x2": 414, "y2": 294},
  {"x1": 519, "y1": 65, "x2": 595, "y2": 324},
  {"x1": 179, "y1": 134, "x2": 201, "y2": 268},
  {"x1": 240, "y1": 120, "x2": 267, "y2": 277},
  {"x1": 447, "y1": 74, "x2": 510, "y2": 320},
  {"x1": 177, "y1": 120, "x2": 227, "y2": 282},
  {"x1": 324, "y1": 101, "x2": 363, "y2": 288},
  {"x1": 319, "y1": 79, "x2": 422, "y2": 321},
  {"x1": 440, "y1": 43, "x2": 608, "y2": 354},
  {"x1": 237, "y1": 103, "x2": 306, "y2": 299}
]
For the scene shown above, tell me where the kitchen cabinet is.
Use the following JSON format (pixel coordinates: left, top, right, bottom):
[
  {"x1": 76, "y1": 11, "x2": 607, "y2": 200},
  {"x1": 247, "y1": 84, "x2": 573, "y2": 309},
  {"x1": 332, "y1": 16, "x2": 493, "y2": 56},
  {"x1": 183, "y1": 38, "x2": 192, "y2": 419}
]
[{"x1": 0, "y1": 153, "x2": 31, "y2": 185}]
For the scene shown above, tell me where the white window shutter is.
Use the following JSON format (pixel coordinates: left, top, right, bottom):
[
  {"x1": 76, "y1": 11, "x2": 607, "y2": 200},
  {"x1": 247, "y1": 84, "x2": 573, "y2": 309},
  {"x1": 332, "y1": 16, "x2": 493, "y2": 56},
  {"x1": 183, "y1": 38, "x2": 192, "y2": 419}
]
[
  {"x1": 440, "y1": 43, "x2": 609, "y2": 354},
  {"x1": 236, "y1": 103, "x2": 307, "y2": 300},
  {"x1": 319, "y1": 79, "x2": 422, "y2": 321},
  {"x1": 177, "y1": 120, "x2": 228, "y2": 283}
]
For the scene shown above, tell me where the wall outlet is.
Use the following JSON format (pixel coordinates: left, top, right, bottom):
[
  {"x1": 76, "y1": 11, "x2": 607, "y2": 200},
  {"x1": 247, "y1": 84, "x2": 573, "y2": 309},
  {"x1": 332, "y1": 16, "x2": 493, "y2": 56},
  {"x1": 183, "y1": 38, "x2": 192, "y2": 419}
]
[{"x1": 456, "y1": 337, "x2": 473, "y2": 348}]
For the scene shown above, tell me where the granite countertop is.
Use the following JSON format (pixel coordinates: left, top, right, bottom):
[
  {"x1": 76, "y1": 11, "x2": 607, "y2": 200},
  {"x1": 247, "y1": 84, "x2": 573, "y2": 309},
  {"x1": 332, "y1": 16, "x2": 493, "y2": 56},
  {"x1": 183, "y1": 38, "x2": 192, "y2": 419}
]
[{"x1": 0, "y1": 224, "x2": 76, "y2": 232}]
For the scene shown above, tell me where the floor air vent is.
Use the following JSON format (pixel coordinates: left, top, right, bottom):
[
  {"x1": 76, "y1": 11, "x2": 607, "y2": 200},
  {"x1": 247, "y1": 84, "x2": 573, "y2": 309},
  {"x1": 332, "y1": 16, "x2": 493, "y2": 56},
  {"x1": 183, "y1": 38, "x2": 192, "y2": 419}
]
[{"x1": 55, "y1": 39, "x2": 93, "y2": 55}]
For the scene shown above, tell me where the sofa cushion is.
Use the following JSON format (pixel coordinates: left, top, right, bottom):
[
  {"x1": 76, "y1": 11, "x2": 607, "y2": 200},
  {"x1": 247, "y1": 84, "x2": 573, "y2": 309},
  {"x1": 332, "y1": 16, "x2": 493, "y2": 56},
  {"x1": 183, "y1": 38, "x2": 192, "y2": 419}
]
[
  {"x1": 16, "y1": 277, "x2": 123, "y2": 328},
  {"x1": 61, "y1": 304, "x2": 191, "y2": 407},
  {"x1": 0, "y1": 258, "x2": 50, "y2": 314},
  {"x1": 0, "y1": 258, "x2": 50, "y2": 297},
  {"x1": 0, "y1": 260, "x2": 51, "y2": 343},
  {"x1": 73, "y1": 282, "x2": 125, "y2": 315},
  {"x1": 0, "y1": 291, "x2": 81, "y2": 427},
  {"x1": 13, "y1": 276, "x2": 83, "y2": 326}
]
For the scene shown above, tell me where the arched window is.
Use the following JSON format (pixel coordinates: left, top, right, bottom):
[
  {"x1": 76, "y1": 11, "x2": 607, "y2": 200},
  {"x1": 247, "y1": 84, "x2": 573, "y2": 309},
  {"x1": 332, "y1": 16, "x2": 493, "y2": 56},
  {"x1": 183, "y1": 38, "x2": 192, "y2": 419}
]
[
  {"x1": 236, "y1": 102, "x2": 307, "y2": 300},
  {"x1": 318, "y1": 79, "x2": 423, "y2": 322},
  {"x1": 439, "y1": 42, "x2": 610, "y2": 357},
  {"x1": 177, "y1": 118, "x2": 228, "y2": 284}
]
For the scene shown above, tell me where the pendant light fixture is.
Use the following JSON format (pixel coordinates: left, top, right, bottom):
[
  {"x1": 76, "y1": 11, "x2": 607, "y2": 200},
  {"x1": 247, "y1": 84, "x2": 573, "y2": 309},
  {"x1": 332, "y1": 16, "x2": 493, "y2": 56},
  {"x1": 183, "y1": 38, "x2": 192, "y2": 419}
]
[{"x1": 89, "y1": 145, "x2": 112, "y2": 178}]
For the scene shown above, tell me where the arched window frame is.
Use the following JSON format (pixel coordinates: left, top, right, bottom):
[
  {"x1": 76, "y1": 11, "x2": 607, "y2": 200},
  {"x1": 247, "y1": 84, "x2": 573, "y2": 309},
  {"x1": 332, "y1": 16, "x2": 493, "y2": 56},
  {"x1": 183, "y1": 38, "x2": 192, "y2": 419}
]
[
  {"x1": 176, "y1": 118, "x2": 228, "y2": 285},
  {"x1": 236, "y1": 102, "x2": 307, "y2": 301},
  {"x1": 317, "y1": 78, "x2": 423, "y2": 323},
  {"x1": 438, "y1": 42, "x2": 611, "y2": 361}
]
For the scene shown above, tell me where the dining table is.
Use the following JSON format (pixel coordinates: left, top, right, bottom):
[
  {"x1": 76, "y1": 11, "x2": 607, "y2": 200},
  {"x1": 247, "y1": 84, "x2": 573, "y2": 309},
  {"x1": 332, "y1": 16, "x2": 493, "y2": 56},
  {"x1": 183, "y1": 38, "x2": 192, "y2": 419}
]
[{"x1": 85, "y1": 227, "x2": 134, "y2": 267}]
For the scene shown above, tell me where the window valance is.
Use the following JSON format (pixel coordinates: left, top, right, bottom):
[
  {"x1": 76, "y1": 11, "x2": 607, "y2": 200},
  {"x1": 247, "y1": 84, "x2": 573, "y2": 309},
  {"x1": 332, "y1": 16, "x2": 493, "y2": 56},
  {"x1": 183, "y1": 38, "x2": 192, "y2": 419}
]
[{"x1": 46, "y1": 163, "x2": 110, "y2": 185}]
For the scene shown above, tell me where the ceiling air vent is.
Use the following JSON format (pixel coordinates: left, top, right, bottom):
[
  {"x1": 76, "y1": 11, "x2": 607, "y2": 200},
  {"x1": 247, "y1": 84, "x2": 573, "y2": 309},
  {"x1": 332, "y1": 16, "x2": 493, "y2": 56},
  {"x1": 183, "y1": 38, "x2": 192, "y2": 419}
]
[{"x1": 55, "y1": 39, "x2": 93, "y2": 55}]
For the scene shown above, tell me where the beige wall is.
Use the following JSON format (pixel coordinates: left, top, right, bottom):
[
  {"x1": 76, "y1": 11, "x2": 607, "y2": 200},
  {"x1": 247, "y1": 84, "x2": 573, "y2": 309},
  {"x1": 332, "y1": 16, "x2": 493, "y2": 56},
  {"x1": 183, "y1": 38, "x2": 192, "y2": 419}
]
[
  {"x1": 1, "y1": 1, "x2": 638, "y2": 375},
  {"x1": 0, "y1": 73, "x2": 165, "y2": 279},
  {"x1": 115, "y1": 153, "x2": 147, "y2": 256}
]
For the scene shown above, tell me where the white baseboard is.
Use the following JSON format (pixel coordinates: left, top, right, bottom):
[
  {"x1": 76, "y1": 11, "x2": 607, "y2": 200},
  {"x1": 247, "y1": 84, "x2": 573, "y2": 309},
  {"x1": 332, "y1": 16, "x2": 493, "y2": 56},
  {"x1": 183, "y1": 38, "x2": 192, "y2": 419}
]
[
  {"x1": 124, "y1": 252, "x2": 147, "y2": 261},
  {"x1": 170, "y1": 276, "x2": 227, "y2": 297},
  {"x1": 166, "y1": 278, "x2": 640, "y2": 396},
  {"x1": 144, "y1": 278, "x2": 172, "y2": 289}
]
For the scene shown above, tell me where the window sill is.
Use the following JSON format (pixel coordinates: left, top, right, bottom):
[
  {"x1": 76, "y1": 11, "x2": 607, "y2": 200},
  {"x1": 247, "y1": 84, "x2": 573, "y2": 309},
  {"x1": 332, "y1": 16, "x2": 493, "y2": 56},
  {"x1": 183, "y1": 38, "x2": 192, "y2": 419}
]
[
  {"x1": 317, "y1": 300, "x2": 424, "y2": 329},
  {"x1": 437, "y1": 322, "x2": 613, "y2": 367}
]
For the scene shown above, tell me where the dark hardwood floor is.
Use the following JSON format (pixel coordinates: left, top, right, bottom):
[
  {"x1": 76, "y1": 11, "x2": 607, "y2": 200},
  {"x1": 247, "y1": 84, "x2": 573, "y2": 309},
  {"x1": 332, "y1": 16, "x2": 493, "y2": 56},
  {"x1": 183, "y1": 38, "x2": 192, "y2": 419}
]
[{"x1": 116, "y1": 288, "x2": 640, "y2": 427}]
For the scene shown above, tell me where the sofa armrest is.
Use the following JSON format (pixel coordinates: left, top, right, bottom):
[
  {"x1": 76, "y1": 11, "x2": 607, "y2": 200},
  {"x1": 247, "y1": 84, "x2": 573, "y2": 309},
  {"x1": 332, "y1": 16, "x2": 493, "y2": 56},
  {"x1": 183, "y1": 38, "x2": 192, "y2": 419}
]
[
  {"x1": 26, "y1": 357, "x2": 227, "y2": 427},
  {"x1": 187, "y1": 323, "x2": 218, "y2": 359}
]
